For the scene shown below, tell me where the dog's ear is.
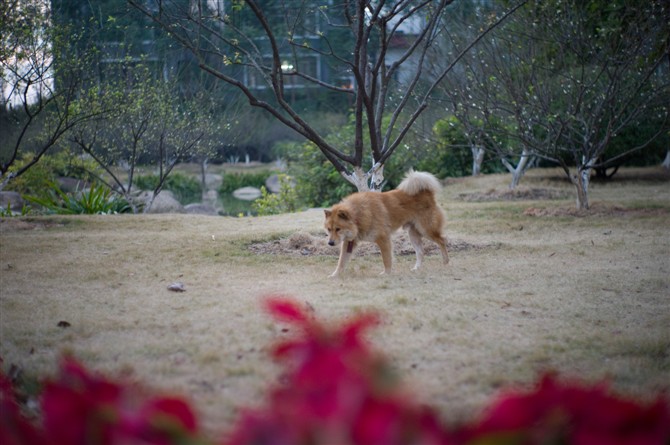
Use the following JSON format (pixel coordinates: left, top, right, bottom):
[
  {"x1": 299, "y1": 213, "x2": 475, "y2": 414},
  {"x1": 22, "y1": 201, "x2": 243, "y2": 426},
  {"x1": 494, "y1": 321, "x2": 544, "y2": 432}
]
[
  {"x1": 337, "y1": 209, "x2": 349, "y2": 220},
  {"x1": 324, "y1": 209, "x2": 332, "y2": 218}
]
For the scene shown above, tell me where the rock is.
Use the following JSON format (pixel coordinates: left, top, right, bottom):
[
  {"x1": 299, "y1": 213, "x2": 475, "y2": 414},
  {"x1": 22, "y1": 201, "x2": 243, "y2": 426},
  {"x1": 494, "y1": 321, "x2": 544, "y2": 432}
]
[
  {"x1": 57, "y1": 177, "x2": 88, "y2": 193},
  {"x1": 167, "y1": 282, "x2": 186, "y2": 292},
  {"x1": 204, "y1": 173, "x2": 223, "y2": 190},
  {"x1": 0, "y1": 191, "x2": 24, "y2": 212},
  {"x1": 184, "y1": 203, "x2": 219, "y2": 215},
  {"x1": 265, "y1": 175, "x2": 281, "y2": 193},
  {"x1": 202, "y1": 189, "x2": 219, "y2": 206},
  {"x1": 265, "y1": 174, "x2": 295, "y2": 193},
  {"x1": 141, "y1": 191, "x2": 185, "y2": 214},
  {"x1": 233, "y1": 186, "x2": 262, "y2": 201}
]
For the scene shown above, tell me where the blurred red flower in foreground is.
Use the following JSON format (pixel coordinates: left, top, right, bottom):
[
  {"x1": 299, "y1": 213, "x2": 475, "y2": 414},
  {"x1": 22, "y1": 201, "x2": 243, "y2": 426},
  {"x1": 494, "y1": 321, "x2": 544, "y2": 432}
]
[
  {"x1": 457, "y1": 373, "x2": 670, "y2": 445},
  {"x1": 2, "y1": 357, "x2": 200, "y2": 445},
  {"x1": 225, "y1": 296, "x2": 446, "y2": 445},
  {"x1": 1, "y1": 296, "x2": 668, "y2": 445}
]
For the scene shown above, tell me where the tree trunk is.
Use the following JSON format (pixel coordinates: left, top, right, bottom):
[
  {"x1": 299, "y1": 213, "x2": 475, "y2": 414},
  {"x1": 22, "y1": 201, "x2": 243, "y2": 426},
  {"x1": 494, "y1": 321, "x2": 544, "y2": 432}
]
[
  {"x1": 0, "y1": 173, "x2": 15, "y2": 192},
  {"x1": 342, "y1": 167, "x2": 371, "y2": 192},
  {"x1": 571, "y1": 165, "x2": 593, "y2": 210},
  {"x1": 502, "y1": 149, "x2": 532, "y2": 190},
  {"x1": 663, "y1": 150, "x2": 670, "y2": 169},
  {"x1": 341, "y1": 163, "x2": 385, "y2": 192},
  {"x1": 472, "y1": 145, "x2": 485, "y2": 176},
  {"x1": 143, "y1": 191, "x2": 157, "y2": 214},
  {"x1": 200, "y1": 158, "x2": 209, "y2": 201},
  {"x1": 369, "y1": 163, "x2": 385, "y2": 191}
]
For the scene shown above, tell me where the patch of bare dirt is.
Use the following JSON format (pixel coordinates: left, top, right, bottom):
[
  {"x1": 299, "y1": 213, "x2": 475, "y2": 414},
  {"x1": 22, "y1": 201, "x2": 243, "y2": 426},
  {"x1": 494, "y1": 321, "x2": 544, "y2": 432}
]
[
  {"x1": 248, "y1": 231, "x2": 497, "y2": 257},
  {"x1": 458, "y1": 187, "x2": 570, "y2": 202},
  {"x1": 0, "y1": 218, "x2": 64, "y2": 232},
  {"x1": 523, "y1": 203, "x2": 670, "y2": 217}
]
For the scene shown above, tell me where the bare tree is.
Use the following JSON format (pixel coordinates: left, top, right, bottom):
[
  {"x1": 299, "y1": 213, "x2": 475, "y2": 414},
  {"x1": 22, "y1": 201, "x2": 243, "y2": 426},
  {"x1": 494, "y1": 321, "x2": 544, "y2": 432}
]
[
  {"x1": 442, "y1": 0, "x2": 669, "y2": 208},
  {"x1": 128, "y1": 0, "x2": 524, "y2": 191},
  {"x1": 0, "y1": 0, "x2": 102, "y2": 190},
  {"x1": 68, "y1": 68, "x2": 216, "y2": 213}
]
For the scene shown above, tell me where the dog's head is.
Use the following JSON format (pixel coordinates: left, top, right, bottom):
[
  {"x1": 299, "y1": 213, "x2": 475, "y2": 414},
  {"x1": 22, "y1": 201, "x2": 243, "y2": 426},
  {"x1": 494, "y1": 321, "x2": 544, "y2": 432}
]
[{"x1": 324, "y1": 206, "x2": 357, "y2": 246}]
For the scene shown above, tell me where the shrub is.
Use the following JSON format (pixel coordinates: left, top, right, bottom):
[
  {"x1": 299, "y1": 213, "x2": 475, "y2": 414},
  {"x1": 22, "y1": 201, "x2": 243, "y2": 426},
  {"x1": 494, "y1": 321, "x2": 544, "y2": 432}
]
[
  {"x1": 135, "y1": 172, "x2": 202, "y2": 205},
  {"x1": 24, "y1": 182, "x2": 131, "y2": 215},
  {"x1": 219, "y1": 171, "x2": 273, "y2": 194},
  {"x1": 252, "y1": 174, "x2": 301, "y2": 216},
  {"x1": 2, "y1": 297, "x2": 668, "y2": 445},
  {"x1": 276, "y1": 139, "x2": 356, "y2": 207},
  {"x1": 5, "y1": 151, "x2": 101, "y2": 196},
  {"x1": 418, "y1": 116, "x2": 508, "y2": 178}
]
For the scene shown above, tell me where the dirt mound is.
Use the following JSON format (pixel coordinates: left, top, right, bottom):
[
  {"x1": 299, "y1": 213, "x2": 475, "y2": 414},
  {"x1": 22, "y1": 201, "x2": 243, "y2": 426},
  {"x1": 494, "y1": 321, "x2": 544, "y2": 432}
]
[
  {"x1": 248, "y1": 231, "x2": 495, "y2": 257},
  {"x1": 459, "y1": 187, "x2": 569, "y2": 202},
  {"x1": 523, "y1": 203, "x2": 670, "y2": 218}
]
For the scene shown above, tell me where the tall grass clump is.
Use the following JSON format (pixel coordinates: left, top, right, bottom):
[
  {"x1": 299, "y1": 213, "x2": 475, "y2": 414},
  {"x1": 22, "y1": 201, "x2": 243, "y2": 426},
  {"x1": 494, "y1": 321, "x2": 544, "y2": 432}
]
[{"x1": 25, "y1": 182, "x2": 131, "y2": 215}]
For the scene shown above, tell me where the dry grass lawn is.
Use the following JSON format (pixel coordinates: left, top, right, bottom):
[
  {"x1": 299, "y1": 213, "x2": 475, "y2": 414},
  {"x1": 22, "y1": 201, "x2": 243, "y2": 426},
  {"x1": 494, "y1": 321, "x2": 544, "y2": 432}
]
[{"x1": 1, "y1": 167, "x2": 669, "y2": 435}]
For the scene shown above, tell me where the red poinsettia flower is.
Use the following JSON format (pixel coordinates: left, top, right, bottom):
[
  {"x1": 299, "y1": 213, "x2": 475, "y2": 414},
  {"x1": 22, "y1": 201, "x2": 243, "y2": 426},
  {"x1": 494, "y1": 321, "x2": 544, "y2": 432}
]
[
  {"x1": 41, "y1": 357, "x2": 124, "y2": 445},
  {"x1": 461, "y1": 374, "x2": 670, "y2": 445},
  {"x1": 222, "y1": 297, "x2": 450, "y2": 445},
  {"x1": 0, "y1": 371, "x2": 45, "y2": 445},
  {"x1": 122, "y1": 396, "x2": 199, "y2": 445},
  {"x1": 40, "y1": 357, "x2": 203, "y2": 445}
]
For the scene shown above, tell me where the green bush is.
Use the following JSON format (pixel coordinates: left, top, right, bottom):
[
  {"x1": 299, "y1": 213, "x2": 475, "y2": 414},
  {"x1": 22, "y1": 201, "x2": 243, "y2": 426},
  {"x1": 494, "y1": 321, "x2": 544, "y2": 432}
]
[
  {"x1": 604, "y1": 119, "x2": 669, "y2": 167},
  {"x1": 135, "y1": 172, "x2": 202, "y2": 205},
  {"x1": 276, "y1": 126, "x2": 420, "y2": 208},
  {"x1": 25, "y1": 182, "x2": 131, "y2": 215},
  {"x1": 418, "y1": 116, "x2": 508, "y2": 178},
  {"x1": 276, "y1": 140, "x2": 355, "y2": 208},
  {"x1": 6, "y1": 151, "x2": 101, "y2": 196},
  {"x1": 219, "y1": 171, "x2": 273, "y2": 194},
  {"x1": 252, "y1": 174, "x2": 301, "y2": 216}
]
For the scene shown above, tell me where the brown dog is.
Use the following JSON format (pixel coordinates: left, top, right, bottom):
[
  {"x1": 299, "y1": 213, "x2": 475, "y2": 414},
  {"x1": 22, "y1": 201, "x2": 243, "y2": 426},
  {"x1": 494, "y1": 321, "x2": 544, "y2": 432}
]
[{"x1": 324, "y1": 171, "x2": 449, "y2": 277}]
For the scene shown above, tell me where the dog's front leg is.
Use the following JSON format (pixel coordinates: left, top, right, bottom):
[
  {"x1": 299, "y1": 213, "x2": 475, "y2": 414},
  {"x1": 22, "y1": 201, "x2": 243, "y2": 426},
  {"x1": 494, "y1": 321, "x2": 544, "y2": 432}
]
[
  {"x1": 330, "y1": 240, "x2": 355, "y2": 277},
  {"x1": 376, "y1": 236, "x2": 394, "y2": 275}
]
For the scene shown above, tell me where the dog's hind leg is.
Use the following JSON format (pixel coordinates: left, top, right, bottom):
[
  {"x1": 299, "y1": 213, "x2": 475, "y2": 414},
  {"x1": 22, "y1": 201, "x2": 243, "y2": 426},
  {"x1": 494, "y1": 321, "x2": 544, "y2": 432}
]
[
  {"x1": 408, "y1": 225, "x2": 425, "y2": 270},
  {"x1": 331, "y1": 240, "x2": 356, "y2": 277},
  {"x1": 428, "y1": 230, "x2": 449, "y2": 265}
]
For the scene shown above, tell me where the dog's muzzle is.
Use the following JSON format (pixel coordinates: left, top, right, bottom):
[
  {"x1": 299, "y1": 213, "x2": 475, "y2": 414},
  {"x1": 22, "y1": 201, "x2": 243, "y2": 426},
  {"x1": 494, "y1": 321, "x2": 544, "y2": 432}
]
[{"x1": 328, "y1": 240, "x2": 335, "y2": 246}]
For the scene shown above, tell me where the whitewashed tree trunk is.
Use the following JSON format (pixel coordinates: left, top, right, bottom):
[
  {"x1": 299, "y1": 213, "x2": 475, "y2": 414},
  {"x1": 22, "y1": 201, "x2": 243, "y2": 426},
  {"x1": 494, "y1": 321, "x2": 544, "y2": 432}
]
[
  {"x1": 0, "y1": 173, "x2": 16, "y2": 192},
  {"x1": 502, "y1": 149, "x2": 533, "y2": 190},
  {"x1": 662, "y1": 150, "x2": 670, "y2": 169},
  {"x1": 341, "y1": 163, "x2": 385, "y2": 192},
  {"x1": 342, "y1": 167, "x2": 371, "y2": 192},
  {"x1": 571, "y1": 157, "x2": 597, "y2": 210},
  {"x1": 369, "y1": 163, "x2": 385, "y2": 191},
  {"x1": 472, "y1": 145, "x2": 485, "y2": 176}
]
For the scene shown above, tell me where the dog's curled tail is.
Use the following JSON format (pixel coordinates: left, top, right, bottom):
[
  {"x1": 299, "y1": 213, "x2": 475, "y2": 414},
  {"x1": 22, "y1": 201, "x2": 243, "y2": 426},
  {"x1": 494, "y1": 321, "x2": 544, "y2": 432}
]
[{"x1": 396, "y1": 170, "x2": 442, "y2": 196}]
